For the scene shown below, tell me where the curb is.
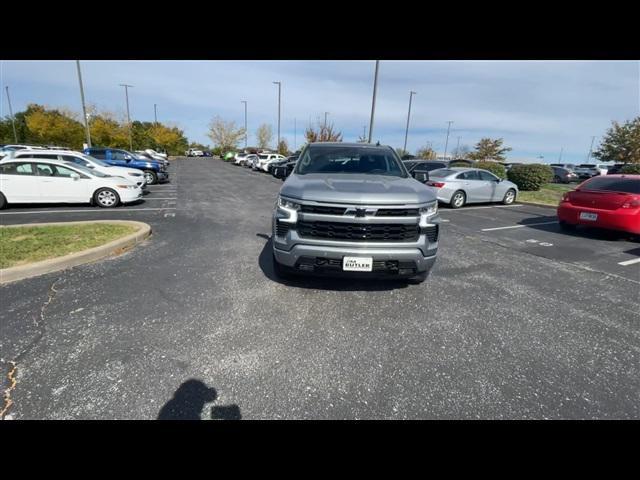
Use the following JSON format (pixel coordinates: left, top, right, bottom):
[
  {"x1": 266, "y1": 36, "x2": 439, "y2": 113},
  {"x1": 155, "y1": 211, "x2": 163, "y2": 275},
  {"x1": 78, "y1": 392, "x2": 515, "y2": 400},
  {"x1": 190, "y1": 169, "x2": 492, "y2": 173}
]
[
  {"x1": 516, "y1": 201, "x2": 557, "y2": 209},
  {"x1": 0, "y1": 220, "x2": 151, "y2": 285}
]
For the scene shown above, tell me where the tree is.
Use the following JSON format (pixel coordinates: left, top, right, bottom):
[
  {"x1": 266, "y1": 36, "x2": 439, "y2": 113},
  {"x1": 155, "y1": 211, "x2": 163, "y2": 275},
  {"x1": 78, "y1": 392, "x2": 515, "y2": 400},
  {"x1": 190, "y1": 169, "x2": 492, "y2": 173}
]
[
  {"x1": 24, "y1": 104, "x2": 85, "y2": 149},
  {"x1": 277, "y1": 139, "x2": 290, "y2": 156},
  {"x1": 88, "y1": 111, "x2": 130, "y2": 148},
  {"x1": 206, "y1": 116, "x2": 246, "y2": 152},
  {"x1": 593, "y1": 117, "x2": 640, "y2": 163},
  {"x1": 452, "y1": 144, "x2": 471, "y2": 159},
  {"x1": 305, "y1": 121, "x2": 343, "y2": 143},
  {"x1": 415, "y1": 145, "x2": 437, "y2": 160},
  {"x1": 467, "y1": 138, "x2": 512, "y2": 162},
  {"x1": 256, "y1": 124, "x2": 274, "y2": 149}
]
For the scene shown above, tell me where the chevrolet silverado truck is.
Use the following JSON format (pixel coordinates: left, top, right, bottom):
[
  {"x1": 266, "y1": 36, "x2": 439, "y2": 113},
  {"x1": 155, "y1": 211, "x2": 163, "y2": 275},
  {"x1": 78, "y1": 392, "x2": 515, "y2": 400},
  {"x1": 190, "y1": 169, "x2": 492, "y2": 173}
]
[{"x1": 271, "y1": 142, "x2": 440, "y2": 283}]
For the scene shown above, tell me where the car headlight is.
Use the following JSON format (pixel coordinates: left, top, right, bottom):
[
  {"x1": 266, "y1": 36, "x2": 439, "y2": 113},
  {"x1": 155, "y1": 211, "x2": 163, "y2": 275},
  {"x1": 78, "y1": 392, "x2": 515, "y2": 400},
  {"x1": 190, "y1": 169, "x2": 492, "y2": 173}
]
[
  {"x1": 420, "y1": 202, "x2": 438, "y2": 216},
  {"x1": 127, "y1": 172, "x2": 141, "y2": 177},
  {"x1": 278, "y1": 196, "x2": 300, "y2": 210},
  {"x1": 116, "y1": 184, "x2": 136, "y2": 189}
]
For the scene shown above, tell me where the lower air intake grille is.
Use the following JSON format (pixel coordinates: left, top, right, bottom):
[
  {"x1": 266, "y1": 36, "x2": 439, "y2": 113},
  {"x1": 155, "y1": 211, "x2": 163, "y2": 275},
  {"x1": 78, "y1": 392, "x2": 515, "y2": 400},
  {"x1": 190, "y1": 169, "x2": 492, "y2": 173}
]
[
  {"x1": 276, "y1": 220, "x2": 290, "y2": 237},
  {"x1": 298, "y1": 221, "x2": 419, "y2": 242},
  {"x1": 423, "y1": 225, "x2": 439, "y2": 242}
]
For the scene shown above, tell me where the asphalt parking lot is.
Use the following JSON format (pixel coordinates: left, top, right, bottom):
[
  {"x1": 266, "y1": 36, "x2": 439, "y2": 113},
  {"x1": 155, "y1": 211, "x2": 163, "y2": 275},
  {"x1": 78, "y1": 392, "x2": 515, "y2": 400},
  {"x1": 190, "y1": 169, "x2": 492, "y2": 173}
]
[{"x1": 1, "y1": 158, "x2": 639, "y2": 419}]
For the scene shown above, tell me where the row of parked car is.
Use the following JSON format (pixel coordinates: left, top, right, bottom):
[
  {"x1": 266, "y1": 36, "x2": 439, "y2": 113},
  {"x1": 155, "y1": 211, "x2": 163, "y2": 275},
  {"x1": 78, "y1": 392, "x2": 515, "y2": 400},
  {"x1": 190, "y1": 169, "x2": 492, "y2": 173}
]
[
  {"x1": 548, "y1": 162, "x2": 621, "y2": 183},
  {"x1": 0, "y1": 145, "x2": 171, "y2": 209}
]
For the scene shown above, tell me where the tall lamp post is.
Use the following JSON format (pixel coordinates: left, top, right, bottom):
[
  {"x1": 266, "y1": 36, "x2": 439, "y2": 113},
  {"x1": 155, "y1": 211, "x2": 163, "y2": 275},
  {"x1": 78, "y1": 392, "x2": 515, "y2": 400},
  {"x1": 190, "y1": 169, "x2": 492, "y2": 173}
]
[
  {"x1": 586, "y1": 136, "x2": 596, "y2": 162},
  {"x1": 4, "y1": 86, "x2": 18, "y2": 143},
  {"x1": 75, "y1": 61, "x2": 91, "y2": 147},
  {"x1": 273, "y1": 82, "x2": 281, "y2": 148},
  {"x1": 154, "y1": 103, "x2": 158, "y2": 124},
  {"x1": 443, "y1": 121, "x2": 454, "y2": 160},
  {"x1": 241, "y1": 100, "x2": 248, "y2": 148},
  {"x1": 119, "y1": 83, "x2": 134, "y2": 151},
  {"x1": 368, "y1": 60, "x2": 380, "y2": 143},
  {"x1": 403, "y1": 90, "x2": 416, "y2": 152}
]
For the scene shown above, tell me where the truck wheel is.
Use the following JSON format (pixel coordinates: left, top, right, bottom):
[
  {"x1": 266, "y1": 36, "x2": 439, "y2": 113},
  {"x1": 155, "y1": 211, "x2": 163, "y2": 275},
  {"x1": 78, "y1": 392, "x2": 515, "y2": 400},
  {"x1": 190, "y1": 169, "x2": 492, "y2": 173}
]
[
  {"x1": 450, "y1": 190, "x2": 466, "y2": 209},
  {"x1": 144, "y1": 170, "x2": 158, "y2": 185},
  {"x1": 94, "y1": 188, "x2": 120, "y2": 208},
  {"x1": 408, "y1": 271, "x2": 430, "y2": 284},
  {"x1": 0, "y1": 192, "x2": 7, "y2": 210}
]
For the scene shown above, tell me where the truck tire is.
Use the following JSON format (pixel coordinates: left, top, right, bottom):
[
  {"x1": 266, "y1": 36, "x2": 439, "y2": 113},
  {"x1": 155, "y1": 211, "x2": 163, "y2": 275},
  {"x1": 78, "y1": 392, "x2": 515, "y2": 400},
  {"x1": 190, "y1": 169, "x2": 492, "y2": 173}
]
[
  {"x1": 272, "y1": 253, "x2": 293, "y2": 280},
  {"x1": 144, "y1": 170, "x2": 158, "y2": 185},
  {"x1": 0, "y1": 192, "x2": 7, "y2": 210},
  {"x1": 408, "y1": 270, "x2": 430, "y2": 284}
]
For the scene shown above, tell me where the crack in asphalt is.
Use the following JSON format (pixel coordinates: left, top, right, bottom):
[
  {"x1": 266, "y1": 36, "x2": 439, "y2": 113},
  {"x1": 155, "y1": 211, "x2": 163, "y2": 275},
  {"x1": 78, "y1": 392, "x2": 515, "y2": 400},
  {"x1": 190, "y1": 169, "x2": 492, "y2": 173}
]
[{"x1": 1, "y1": 278, "x2": 60, "y2": 420}]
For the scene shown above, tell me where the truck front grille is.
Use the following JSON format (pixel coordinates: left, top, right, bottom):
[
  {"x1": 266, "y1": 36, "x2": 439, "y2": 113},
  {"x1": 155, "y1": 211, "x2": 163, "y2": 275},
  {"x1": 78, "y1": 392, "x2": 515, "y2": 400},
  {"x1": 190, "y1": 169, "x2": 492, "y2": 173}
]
[
  {"x1": 375, "y1": 208, "x2": 419, "y2": 217},
  {"x1": 300, "y1": 205, "x2": 347, "y2": 215},
  {"x1": 423, "y1": 225, "x2": 439, "y2": 242},
  {"x1": 297, "y1": 221, "x2": 419, "y2": 242},
  {"x1": 275, "y1": 220, "x2": 290, "y2": 237}
]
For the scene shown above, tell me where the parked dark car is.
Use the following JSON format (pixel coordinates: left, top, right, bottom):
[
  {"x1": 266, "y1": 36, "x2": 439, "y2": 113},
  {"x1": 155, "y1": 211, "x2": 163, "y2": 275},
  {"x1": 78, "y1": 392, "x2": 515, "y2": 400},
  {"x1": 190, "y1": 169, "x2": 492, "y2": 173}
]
[
  {"x1": 551, "y1": 166, "x2": 579, "y2": 183},
  {"x1": 606, "y1": 164, "x2": 626, "y2": 175},
  {"x1": 272, "y1": 158, "x2": 298, "y2": 179},
  {"x1": 403, "y1": 160, "x2": 449, "y2": 174}
]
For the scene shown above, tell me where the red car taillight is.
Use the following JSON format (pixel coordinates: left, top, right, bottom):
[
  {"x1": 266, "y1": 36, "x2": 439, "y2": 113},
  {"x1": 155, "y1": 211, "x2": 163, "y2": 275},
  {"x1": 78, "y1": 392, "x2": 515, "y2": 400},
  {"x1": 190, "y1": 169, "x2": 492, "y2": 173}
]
[
  {"x1": 428, "y1": 181, "x2": 445, "y2": 188},
  {"x1": 621, "y1": 197, "x2": 640, "y2": 209}
]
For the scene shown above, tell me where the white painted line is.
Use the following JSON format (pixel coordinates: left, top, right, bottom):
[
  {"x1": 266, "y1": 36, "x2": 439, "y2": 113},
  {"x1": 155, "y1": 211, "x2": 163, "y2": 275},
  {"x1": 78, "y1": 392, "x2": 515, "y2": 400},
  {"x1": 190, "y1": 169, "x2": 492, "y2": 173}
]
[
  {"x1": 0, "y1": 207, "x2": 177, "y2": 215},
  {"x1": 440, "y1": 204, "x2": 523, "y2": 212},
  {"x1": 481, "y1": 221, "x2": 558, "y2": 232},
  {"x1": 618, "y1": 258, "x2": 640, "y2": 266},
  {"x1": 141, "y1": 197, "x2": 177, "y2": 200}
]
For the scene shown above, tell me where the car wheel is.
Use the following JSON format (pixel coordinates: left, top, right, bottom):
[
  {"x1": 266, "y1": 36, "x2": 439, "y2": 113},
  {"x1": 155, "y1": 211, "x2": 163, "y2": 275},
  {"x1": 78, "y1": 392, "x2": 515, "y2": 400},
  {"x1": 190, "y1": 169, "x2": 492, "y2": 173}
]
[
  {"x1": 0, "y1": 192, "x2": 7, "y2": 210},
  {"x1": 450, "y1": 190, "x2": 466, "y2": 209},
  {"x1": 272, "y1": 253, "x2": 293, "y2": 280},
  {"x1": 553, "y1": 175, "x2": 561, "y2": 183},
  {"x1": 94, "y1": 188, "x2": 120, "y2": 208},
  {"x1": 144, "y1": 170, "x2": 158, "y2": 185},
  {"x1": 502, "y1": 189, "x2": 516, "y2": 205},
  {"x1": 559, "y1": 220, "x2": 576, "y2": 231}
]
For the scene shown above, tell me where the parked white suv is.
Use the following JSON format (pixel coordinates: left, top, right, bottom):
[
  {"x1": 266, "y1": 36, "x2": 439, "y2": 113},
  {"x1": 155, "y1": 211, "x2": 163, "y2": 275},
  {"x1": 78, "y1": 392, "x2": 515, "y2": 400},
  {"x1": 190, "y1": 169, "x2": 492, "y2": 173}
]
[
  {"x1": 186, "y1": 148, "x2": 204, "y2": 157},
  {"x1": 2, "y1": 149, "x2": 147, "y2": 189},
  {"x1": 257, "y1": 154, "x2": 286, "y2": 172},
  {"x1": 0, "y1": 158, "x2": 142, "y2": 208}
]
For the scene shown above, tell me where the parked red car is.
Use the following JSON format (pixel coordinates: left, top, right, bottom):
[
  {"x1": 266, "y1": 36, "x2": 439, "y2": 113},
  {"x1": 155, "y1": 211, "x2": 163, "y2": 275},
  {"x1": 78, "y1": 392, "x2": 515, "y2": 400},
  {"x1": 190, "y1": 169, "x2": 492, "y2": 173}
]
[{"x1": 557, "y1": 175, "x2": 640, "y2": 235}]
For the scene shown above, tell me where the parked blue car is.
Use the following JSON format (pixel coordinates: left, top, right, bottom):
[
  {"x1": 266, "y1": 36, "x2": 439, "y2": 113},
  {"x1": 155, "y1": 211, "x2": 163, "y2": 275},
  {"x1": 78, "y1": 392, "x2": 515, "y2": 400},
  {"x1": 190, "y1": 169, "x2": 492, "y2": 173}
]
[{"x1": 83, "y1": 147, "x2": 169, "y2": 185}]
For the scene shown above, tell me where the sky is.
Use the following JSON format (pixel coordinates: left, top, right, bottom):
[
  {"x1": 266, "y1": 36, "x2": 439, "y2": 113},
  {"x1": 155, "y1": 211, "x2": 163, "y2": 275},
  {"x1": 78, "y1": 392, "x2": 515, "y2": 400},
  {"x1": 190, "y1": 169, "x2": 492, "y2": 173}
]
[{"x1": 1, "y1": 60, "x2": 638, "y2": 163}]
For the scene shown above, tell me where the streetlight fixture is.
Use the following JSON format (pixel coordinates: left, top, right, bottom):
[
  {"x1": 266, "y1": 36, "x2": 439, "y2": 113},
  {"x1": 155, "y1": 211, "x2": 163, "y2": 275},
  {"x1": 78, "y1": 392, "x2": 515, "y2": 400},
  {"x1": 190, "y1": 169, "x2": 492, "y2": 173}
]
[
  {"x1": 368, "y1": 60, "x2": 380, "y2": 143},
  {"x1": 273, "y1": 81, "x2": 281, "y2": 148},
  {"x1": 75, "y1": 61, "x2": 91, "y2": 148},
  {"x1": 119, "y1": 83, "x2": 134, "y2": 151},
  {"x1": 4, "y1": 86, "x2": 18, "y2": 143},
  {"x1": 403, "y1": 91, "x2": 417, "y2": 152},
  {"x1": 241, "y1": 100, "x2": 248, "y2": 148}
]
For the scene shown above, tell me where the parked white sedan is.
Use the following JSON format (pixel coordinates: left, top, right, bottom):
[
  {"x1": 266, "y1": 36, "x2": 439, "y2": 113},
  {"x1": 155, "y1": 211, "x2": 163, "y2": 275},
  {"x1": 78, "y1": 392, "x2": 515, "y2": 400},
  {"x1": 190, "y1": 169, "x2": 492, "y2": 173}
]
[
  {"x1": 425, "y1": 167, "x2": 519, "y2": 208},
  {"x1": 0, "y1": 159, "x2": 142, "y2": 209},
  {"x1": 2, "y1": 149, "x2": 147, "y2": 189}
]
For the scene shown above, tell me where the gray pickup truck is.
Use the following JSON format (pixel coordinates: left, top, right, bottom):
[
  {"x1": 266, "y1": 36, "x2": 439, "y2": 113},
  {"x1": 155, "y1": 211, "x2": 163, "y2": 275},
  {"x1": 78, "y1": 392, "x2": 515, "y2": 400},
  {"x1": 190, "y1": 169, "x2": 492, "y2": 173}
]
[{"x1": 271, "y1": 142, "x2": 440, "y2": 283}]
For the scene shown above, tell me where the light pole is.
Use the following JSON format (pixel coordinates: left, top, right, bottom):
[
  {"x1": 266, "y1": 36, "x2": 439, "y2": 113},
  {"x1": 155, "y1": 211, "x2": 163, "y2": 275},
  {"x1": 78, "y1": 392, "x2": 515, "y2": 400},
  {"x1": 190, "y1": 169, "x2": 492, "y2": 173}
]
[
  {"x1": 558, "y1": 147, "x2": 563, "y2": 162},
  {"x1": 443, "y1": 121, "x2": 454, "y2": 160},
  {"x1": 154, "y1": 103, "x2": 158, "y2": 124},
  {"x1": 403, "y1": 90, "x2": 416, "y2": 152},
  {"x1": 119, "y1": 83, "x2": 134, "y2": 151},
  {"x1": 4, "y1": 86, "x2": 18, "y2": 143},
  {"x1": 241, "y1": 100, "x2": 247, "y2": 148},
  {"x1": 368, "y1": 60, "x2": 380, "y2": 143},
  {"x1": 75, "y1": 61, "x2": 91, "y2": 147},
  {"x1": 586, "y1": 136, "x2": 596, "y2": 162},
  {"x1": 273, "y1": 81, "x2": 281, "y2": 148}
]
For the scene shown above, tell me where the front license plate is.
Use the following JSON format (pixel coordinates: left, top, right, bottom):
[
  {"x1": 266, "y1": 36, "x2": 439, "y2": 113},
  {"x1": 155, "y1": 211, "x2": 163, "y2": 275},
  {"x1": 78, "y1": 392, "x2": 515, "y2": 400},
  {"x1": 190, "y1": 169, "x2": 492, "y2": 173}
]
[
  {"x1": 579, "y1": 212, "x2": 598, "y2": 221},
  {"x1": 343, "y1": 256, "x2": 373, "y2": 272}
]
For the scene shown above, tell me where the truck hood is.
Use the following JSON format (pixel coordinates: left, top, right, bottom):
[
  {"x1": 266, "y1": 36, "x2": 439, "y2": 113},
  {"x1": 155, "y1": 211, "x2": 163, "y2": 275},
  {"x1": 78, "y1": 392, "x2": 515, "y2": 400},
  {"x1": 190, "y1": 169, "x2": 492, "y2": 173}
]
[{"x1": 280, "y1": 173, "x2": 436, "y2": 205}]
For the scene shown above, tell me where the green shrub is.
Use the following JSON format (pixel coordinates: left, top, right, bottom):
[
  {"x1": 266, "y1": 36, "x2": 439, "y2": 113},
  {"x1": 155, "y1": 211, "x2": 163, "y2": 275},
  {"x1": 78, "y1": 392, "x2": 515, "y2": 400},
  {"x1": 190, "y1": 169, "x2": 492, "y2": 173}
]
[
  {"x1": 620, "y1": 163, "x2": 640, "y2": 174},
  {"x1": 474, "y1": 161, "x2": 506, "y2": 179},
  {"x1": 507, "y1": 164, "x2": 553, "y2": 191}
]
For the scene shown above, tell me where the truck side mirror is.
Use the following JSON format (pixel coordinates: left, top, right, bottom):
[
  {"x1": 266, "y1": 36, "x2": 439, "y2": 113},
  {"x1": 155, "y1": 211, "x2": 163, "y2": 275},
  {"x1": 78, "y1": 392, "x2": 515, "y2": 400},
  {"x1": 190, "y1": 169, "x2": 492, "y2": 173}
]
[{"x1": 412, "y1": 171, "x2": 429, "y2": 183}]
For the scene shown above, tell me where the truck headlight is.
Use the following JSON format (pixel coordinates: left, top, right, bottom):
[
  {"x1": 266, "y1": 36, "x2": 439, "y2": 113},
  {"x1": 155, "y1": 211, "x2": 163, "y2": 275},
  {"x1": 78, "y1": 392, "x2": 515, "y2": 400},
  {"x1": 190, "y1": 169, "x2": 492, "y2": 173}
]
[
  {"x1": 420, "y1": 202, "x2": 438, "y2": 216},
  {"x1": 278, "y1": 196, "x2": 301, "y2": 210}
]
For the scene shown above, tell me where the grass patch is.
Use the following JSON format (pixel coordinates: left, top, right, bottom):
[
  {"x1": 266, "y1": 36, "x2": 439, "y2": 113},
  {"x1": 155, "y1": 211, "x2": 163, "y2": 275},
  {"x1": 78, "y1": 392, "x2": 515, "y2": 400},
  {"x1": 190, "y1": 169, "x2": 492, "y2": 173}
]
[
  {"x1": 518, "y1": 183, "x2": 576, "y2": 206},
  {"x1": 0, "y1": 223, "x2": 137, "y2": 269}
]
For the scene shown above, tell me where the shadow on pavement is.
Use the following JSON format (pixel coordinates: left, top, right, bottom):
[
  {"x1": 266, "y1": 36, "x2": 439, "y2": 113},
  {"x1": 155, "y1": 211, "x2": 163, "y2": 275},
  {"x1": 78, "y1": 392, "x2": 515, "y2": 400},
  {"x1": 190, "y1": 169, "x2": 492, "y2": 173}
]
[
  {"x1": 158, "y1": 379, "x2": 241, "y2": 420},
  {"x1": 257, "y1": 233, "x2": 410, "y2": 291}
]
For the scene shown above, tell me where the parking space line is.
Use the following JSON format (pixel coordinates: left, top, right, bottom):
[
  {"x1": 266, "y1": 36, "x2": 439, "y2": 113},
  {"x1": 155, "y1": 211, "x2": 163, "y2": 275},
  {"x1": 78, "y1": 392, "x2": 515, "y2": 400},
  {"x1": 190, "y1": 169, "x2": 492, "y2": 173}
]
[
  {"x1": 440, "y1": 204, "x2": 523, "y2": 212},
  {"x1": 618, "y1": 258, "x2": 640, "y2": 266},
  {"x1": 140, "y1": 197, "x2": 177, "y2": 200},
  {"x1": 0, "y1": 207, "x2": 177, "y2": 215},
  {"x1": 481, "y1": 221, "x2": 558, "y2": 232}
]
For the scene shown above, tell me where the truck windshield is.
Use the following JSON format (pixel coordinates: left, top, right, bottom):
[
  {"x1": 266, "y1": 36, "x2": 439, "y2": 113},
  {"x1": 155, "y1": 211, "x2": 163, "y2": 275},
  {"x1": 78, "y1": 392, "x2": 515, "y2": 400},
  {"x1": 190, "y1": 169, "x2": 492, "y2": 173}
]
[{"x1": 296, "y1": 146, "x2": 406, "y2": 177}]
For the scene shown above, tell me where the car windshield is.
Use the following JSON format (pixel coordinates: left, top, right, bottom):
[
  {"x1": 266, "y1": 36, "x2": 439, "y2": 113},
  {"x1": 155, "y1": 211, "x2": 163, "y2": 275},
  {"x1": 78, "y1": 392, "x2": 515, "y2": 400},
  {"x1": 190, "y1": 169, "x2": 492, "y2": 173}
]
[
  {"x1": 295, "y1": 146, "x2": 406, "y2": 177},
  {"x1": 581, "y1": 177, "x2": 640, "y2": 194},
  {"x1": 64, "y1": 162, "x2": 111, "y2": 178},
  {"x1": 428, "y1": 168, "x2": 457, "y2": 178},
  {"x1": 79, "y1": 153, "x2": 109, "y2": 167}
]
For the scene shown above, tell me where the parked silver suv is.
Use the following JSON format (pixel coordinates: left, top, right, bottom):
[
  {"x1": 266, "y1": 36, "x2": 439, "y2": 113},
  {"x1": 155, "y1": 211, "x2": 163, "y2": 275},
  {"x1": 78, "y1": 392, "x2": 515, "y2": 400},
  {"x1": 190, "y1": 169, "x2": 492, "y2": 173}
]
[{"x1": 271, "y1": 143, "x2": 440, "y2": 283}]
